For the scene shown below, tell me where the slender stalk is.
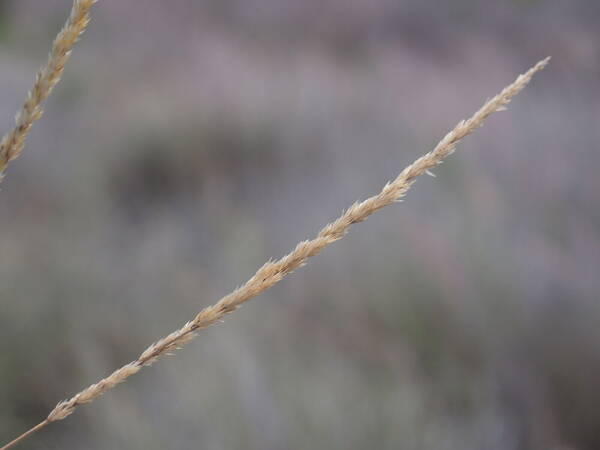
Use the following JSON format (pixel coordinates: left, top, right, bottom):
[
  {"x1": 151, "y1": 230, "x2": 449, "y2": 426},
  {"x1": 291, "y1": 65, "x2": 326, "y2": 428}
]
[
  {"x1": 0, "y1": 0, "x2": 96, "y2": 181},
  {"x1": 1, "y1": 57, "x2": 549, "y2": 449},
  {"x1": 0, "y1": 420, "x2": 49, "y2": 450}
]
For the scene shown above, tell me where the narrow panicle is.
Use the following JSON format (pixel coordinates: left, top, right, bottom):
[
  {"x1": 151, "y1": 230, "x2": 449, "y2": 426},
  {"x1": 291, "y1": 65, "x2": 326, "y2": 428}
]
[
  {"x1": 0, "y1": 0, "x2": 96, "y2": 182},
  {"x1": 0, "y1": 57, "x2": 549, "y2": 450}
]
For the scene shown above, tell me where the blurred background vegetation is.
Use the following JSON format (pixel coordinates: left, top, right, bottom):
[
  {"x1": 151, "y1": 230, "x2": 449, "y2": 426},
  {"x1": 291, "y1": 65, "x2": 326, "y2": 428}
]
[{"x1": 1, "y1": 0, "x2": 599, "y2": 448}]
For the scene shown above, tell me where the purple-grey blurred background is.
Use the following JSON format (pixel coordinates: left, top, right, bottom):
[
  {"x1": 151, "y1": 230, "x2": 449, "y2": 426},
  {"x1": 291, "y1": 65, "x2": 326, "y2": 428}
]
[{"x1": 1, "y1": 0, "x2": 599, "y2": 449}]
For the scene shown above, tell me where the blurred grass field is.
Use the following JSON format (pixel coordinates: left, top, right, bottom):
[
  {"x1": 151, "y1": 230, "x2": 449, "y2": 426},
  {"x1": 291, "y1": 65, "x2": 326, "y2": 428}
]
[{"x1": 1, "y1": 1, "x2": 600, "y2": 449}]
